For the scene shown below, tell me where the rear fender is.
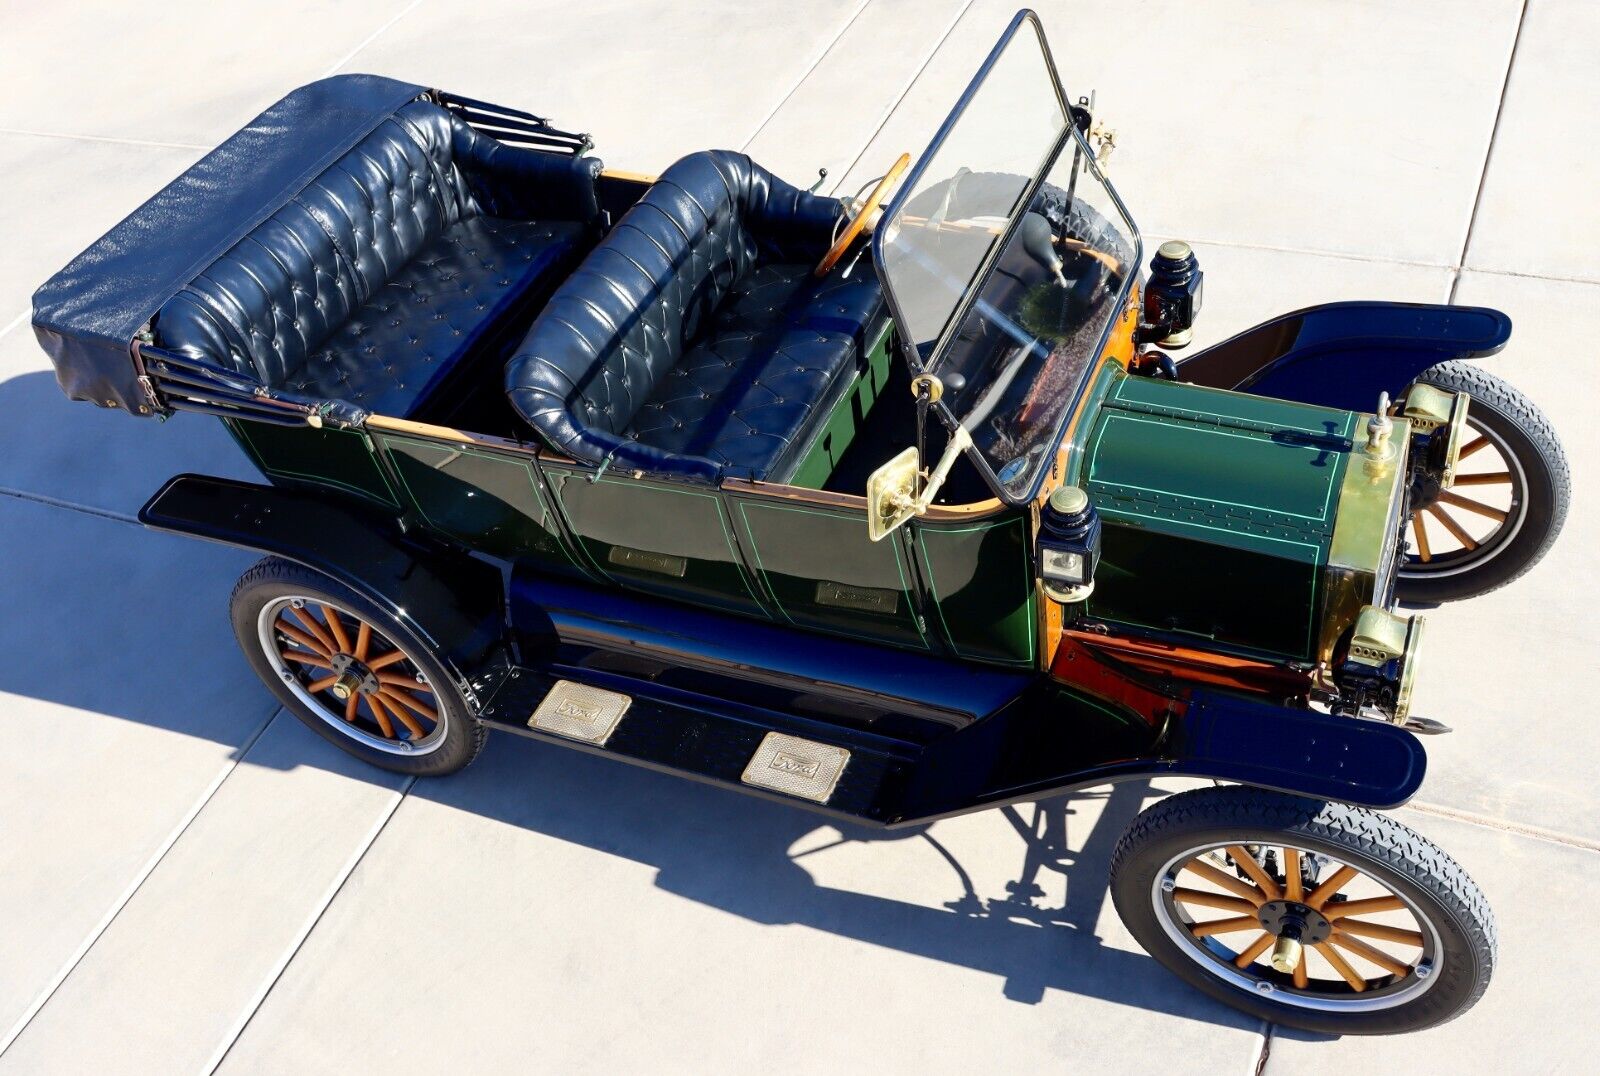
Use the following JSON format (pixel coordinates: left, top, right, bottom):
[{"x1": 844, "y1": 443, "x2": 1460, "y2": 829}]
[
  {"x1": 1175, "y1": 301, "x2": 1511, "y2": 412},
  {"x1": 139, "y1": 474, "x2": 506, "y2": 687}
]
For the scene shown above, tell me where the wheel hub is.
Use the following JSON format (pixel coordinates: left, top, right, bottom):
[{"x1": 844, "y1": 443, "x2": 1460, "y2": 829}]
[
  {"x1": 1409, "y1": 471, "x2": 1443, "y2": 511},
  {"x1": 1257, "y1": 900, "x2": 1331, "y2": 974},
  {"x1": 326, "y1": 652, "x2": 380, "y2": 699},
  {"x1": 1258, "y1": 900, "x2": 1332, "y2": 943},
  {"x1": 328, "y1": 670, "x2": 362, "y2": 701}
]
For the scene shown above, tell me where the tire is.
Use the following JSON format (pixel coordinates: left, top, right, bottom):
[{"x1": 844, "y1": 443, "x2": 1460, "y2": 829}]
[
  {"x1": 1032, "y1": 182, "x2": 1136, "y2": 272},
  {"x1": 1397, "y1": 360, "x2": 1569, "y2": 603},
  {"x1": 1110, "y1": 786, "x2": 1495, "y2": 1035},
  {"x1": 231, "y1": 556, "x2": 486, "y2": 777}
]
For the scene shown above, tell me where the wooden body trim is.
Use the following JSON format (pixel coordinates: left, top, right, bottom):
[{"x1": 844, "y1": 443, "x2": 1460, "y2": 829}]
[
  {"x1": 599, "y1": 168, "x2": 658, "y2": 184},
  {"x1": 366, "y1": 413, "x2": 530, "y2": 450}
]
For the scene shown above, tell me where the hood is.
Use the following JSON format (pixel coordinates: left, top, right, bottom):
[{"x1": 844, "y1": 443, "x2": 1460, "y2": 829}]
[{"x1": 1074, "y1": 374, "x2": 1397, "y2": 661}]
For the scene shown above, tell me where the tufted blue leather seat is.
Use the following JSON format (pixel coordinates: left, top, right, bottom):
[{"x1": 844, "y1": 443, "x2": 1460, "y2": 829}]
[
  {"x1": 151, "y1": 99, "x2": 602, "y2": 417},
  {"x1": 506, "y1": 150, "x2": 887, "y2": 483}
]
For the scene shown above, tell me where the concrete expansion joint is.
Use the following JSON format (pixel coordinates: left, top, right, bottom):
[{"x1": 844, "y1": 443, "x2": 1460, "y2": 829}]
[
  {"x1": 1405, "y1": 799, "x2": 1600, "y2": 855},
  {"x1": 0, "y1": 485, "x2": 141, "y2": 526}
]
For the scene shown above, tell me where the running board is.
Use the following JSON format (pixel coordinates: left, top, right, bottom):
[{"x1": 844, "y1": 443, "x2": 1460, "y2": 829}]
[{"x1": 476, "y1": 665, "x2": 904, "y2": 822}]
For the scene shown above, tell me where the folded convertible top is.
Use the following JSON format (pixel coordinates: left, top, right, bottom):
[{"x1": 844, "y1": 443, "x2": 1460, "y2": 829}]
[{"x1": 31, "y1": 74, "x2": 430, "y2": 414}]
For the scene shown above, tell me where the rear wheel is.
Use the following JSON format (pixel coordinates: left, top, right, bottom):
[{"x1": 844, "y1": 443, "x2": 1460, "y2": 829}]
[
  {"x1": 231, "y1": 557, "x2": 485, "y2": 776},
  {"x1": 1397, "y1": 361, "x2": 1568, "y2": 602},
  {"x1": 1110, "y1": 787, "x2": 1495, "y2": 1034}
]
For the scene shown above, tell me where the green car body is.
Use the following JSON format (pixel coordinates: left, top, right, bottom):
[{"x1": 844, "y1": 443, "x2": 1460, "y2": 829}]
[{"x1": 220, "y1": 337, "x2": 1406, "y2": 683}]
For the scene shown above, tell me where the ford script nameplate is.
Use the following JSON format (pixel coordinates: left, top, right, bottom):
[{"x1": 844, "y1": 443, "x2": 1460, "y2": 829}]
[
  {"x1": 740, "y1": 732, "x2": 850, "y2": 803},
  {"x1": 528, "y1": 680, "x2": 632, "y2": 745}
]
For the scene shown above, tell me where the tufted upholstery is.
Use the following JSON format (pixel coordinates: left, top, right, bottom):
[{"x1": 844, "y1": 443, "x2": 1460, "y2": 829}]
[
  {"x1": 152, "y1": 99, "x2": 602, "y2": 416},
  {"x1": 624, "y1": 263, "x2": 885, "y2": 473},
  {"x1": 506, "y1": 150, "x2": 887, "y2": 483},
  {"x1": 275, "y1": 217, "x2": 583, "y2": 411}
]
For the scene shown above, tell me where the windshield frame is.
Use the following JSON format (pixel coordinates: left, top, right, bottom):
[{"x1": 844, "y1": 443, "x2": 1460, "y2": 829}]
[{"x1": 870, "y1": 7, "x2": 1143, "y2": 506}]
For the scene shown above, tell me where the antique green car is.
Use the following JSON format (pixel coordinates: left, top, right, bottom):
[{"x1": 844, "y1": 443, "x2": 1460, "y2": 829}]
[{"x1": 31, "y1": 9, "x2": 1568, "y2": 1035}]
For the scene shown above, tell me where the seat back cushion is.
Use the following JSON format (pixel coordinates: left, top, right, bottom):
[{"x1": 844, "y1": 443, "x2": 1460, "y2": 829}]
[
  {"x1": 506, "y1": 150, "x2": 839, "y2": 480},
  {"x1": 152, "y1": 101, "x2": 601, "y2": 392}
]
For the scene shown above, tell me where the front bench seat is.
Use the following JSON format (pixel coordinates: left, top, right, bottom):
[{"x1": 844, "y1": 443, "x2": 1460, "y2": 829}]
[
  {"x1": 152, "y1": 99, "x2": 602, "y2": 418},
  {"x1": 506, "y1": 150, "x2": 887, "y2": 483}
]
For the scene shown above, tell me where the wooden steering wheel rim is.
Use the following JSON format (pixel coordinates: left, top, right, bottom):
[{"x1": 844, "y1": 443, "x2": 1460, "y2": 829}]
[{"x1": 814, "y1": 152, "x2": 912, "y2": 277}]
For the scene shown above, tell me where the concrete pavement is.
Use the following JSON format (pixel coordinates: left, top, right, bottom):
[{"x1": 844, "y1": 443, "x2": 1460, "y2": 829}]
[{"x1": 1, "y1": 1, "x2": 1596, "y2": 1072}]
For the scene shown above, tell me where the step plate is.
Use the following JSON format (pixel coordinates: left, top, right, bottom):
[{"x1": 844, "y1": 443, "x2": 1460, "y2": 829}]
[
  {"x1": 741, "y1": 732, "x2": 850, "y2": 803},
  {"x1": 527, "y1": 680, "x2": 630, "y2": 745}
]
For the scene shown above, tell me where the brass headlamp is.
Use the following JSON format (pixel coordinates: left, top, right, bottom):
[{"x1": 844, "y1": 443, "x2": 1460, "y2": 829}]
[{"x1": 1344, "y1": 605, "x2": 1426, "y2": 722}]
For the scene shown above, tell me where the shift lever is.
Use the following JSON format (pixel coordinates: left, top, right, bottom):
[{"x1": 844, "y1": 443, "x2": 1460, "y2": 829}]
[{"x1": 1019, "y1": 212, "x2": 1068, "y2": 288}]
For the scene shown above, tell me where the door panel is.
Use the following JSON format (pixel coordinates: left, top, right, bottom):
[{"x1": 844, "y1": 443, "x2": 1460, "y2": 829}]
[
  {"x1": 379, "y1": 435, "x2": 584, "y2": 575},
  {"x1": 229, "y1": 420, "x2": 400, "y2": 508},
  {"x1": 734, "y1": 499, "x2": 929, "y2": 650},
  {"x1": 913, "y1": 515, "x2": 1036, "y2": 666},
  {"x1": 544, "y1": 467, "x2": 766, "y2": 615}
]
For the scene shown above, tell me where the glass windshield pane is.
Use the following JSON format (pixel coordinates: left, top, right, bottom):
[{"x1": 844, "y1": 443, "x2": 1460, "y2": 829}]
[
  {"x1": 877, "y1": 22, "x2": 1067, "y2": 362},
  {"x1": 874, "y1": 12, "x2": 1139, "y2": 502},
  {"x1": 943, "y1": 149, "x2": 1136, "y2": 497}
]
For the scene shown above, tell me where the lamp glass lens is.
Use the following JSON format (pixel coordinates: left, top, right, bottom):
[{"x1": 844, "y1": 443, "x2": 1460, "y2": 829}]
[{"x1": 1041, "y1": 547, "x2": 1084, "y2": 583}]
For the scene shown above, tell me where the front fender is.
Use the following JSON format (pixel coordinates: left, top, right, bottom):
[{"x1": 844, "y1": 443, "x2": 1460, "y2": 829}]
[
  {"x1": 1162, "y1": 690, "x2": 1427, "y2": 809},
  {"x1": 1175, "y1": 301, "x2": 1511, "y2": 412},
  {"x1": 891, "y1": 682, "x2": 1425, "y2": 825}
]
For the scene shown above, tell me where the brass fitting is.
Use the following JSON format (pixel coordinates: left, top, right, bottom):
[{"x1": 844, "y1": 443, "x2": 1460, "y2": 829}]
[
  {"x1": 329, "y1": 670, "x2": 364, "y2": 701},
  {"x1": 1364, "y1": 392, "x2": 1395, "y2": 459},
  {"x1": 1271, "y1": 934, "x2": 1304, "y2": 974}
]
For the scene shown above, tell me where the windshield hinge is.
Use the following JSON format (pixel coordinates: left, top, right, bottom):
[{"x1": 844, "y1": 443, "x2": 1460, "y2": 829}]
[
  {"x1": 1070, "y1": 94, "x2": 1117, "y2": 170},
  {"x1": 1069, "y1": 99, "x2": 1093, "y2": 136}
]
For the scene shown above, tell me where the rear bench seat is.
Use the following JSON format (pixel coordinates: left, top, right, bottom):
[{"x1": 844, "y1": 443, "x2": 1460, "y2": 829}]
[
  {"x1": 152, "y1": 100, "x2": 603, "y2": 418},
  {"x1": 506, "y1": 150, "x2": 888, "y2": 484}
]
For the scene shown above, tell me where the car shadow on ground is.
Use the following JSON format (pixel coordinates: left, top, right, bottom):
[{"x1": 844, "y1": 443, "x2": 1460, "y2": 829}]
[
  {"x1": 411, "y1": 729, "x2": 1264, "y2": 1031},
  {"x1": 0, "y1": 366, "x2": 1260, "y2": 1035},
  {"x1": 0, "y1": 369, "x2": 258, "y2": 513},
  {"x1": 0, "y1": 524, "x2": 1262, "y2": 1035}
]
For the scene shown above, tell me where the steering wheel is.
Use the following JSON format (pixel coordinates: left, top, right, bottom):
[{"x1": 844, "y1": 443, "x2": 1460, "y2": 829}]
[{"x1": 814, "y1": 152, "x2": 912, "y2": 277}]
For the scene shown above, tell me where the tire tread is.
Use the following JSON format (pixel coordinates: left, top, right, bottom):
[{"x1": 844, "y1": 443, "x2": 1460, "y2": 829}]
[{"x1": 1399, "y1": 360, "x2": 1569, "y2": 600}]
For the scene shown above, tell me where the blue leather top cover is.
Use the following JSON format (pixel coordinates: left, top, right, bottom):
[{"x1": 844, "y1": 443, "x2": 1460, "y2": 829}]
[{"x1": 33, "y1": 75, "x2": 430, "y2": 413}]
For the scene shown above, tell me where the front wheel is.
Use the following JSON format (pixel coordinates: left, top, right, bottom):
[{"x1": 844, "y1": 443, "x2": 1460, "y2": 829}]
[
  {"x1": 1397, "y1": 360, "x2": 1569, "y2": 602},
  {"x1": 1110, "y1": 787, "x2": 1495, "y2": 1035},
  {"x1": 231, "y1": 556, "x2": 486, "y2": 777}
]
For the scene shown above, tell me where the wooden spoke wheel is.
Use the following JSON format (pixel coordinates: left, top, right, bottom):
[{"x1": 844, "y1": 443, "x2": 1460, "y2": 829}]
[
  {"x1": 1111, "y1": 787, "x2": 1495, "y2": 1034},
  {"x1": 1156, "y1": 843, "x2": 1436, "y2": 1007},
  {"x1": 232, "y1": 557, "x2": 485, "y2": 776},
  {"x1": 1402, "y1": 411, "x2": 1523, "y2": 578},
  {"x1": 1397, "y1": 360, "x2": 1569, "y2": 603},
  {"x1": 259, "y1": 596, "x2": 445, "y2": 754}
]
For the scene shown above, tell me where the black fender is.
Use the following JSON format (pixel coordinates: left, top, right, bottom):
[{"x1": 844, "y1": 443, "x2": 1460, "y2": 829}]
[
  {"x1": 1175, "y1": 301, "x2": 1511, "y2": 412},
  {"x1": 139, "y1": 474, "x2": 507, "y2": 690},
  {"x1": 1157, "y1": 690, "x2": 1426, "y2": 809},
  {"x1": 893, "y1": 685, "x2": 1425, "y2": 825}
]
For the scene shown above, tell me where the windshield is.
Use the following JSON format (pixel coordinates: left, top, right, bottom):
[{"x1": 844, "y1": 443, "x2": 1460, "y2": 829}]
[{"x1": 873, "y1": 10, "x2": 1139, "y2": 502}]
